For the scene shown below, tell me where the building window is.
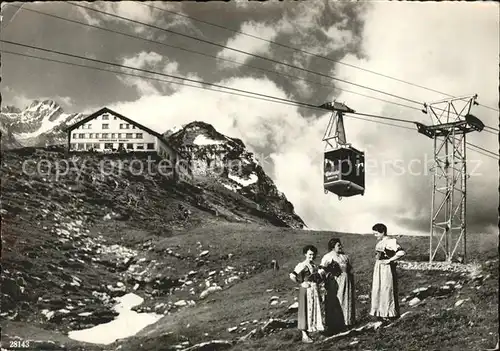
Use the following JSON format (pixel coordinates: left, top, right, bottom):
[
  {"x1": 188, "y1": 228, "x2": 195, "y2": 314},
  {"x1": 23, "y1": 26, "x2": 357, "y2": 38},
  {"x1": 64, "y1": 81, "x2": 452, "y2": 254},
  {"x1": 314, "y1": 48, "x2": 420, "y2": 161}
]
[
  {"x1": 147, "y1": 143, "x2": 154, "y2": 150},
  {"x1": 73, "y1": 133, "x2": 77, "y2": 139},
  {"x1": 89, "y1": 133, "x2": 94, "y2": 139},
  {"x1": 95, "y1": 133, "x2": 100, "y2": 139},
  {"x1": 136, "y1": 143, "x2": 144, "y2": 150},
  {"x1": 132, "y1": 125, "x2": 136, "y2": 129},
  {"x1": 104, "y1": 143, "x2": 113, "y2": 149},
  {"x1": 126, "y1": 143, "x2": 134, "y2": 149},
  {"x1": 111, "y1": 133, "x2": 116, "y2": 138},
  {"x1": 117, "y1": 133, "x2": 122, "y2": 138},
  {"x1": 86, "y1": 124, "x2": 92, "y2": 129},
  {"x1": 136, "y1": 133, "x2": 143, "y2": 139},
  {"x1": 79, "y1": 133, "x2": 85, "y2": 138},
  {"x1": 126, "y1": 133, "x2": 133, "y2": 138},
  {"x1": 102, "y1": 123, "x2": 109, "y2": 129},
  {"x1": 113, "y1": 116, "x2": 117, "y2": 120},
  {"x1": 77, "y1": 143, "x2": 85, "y2": 150},
  {"x1": 94, "y1": 143, "x2": 100, "y2": 149},
  {"x1": 102, "y1": 114, "x2": 109, "y2": 120},
  {"x1": 102, "y1": 133, "x2": 109, "y2": 138}
]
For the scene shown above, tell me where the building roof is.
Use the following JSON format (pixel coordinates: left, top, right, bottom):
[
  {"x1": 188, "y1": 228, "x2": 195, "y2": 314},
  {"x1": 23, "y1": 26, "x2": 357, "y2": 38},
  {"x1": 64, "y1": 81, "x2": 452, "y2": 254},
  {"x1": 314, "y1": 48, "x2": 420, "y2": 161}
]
[{"x1": 65, "y1": 107, "x2": 185, "y2": 157}]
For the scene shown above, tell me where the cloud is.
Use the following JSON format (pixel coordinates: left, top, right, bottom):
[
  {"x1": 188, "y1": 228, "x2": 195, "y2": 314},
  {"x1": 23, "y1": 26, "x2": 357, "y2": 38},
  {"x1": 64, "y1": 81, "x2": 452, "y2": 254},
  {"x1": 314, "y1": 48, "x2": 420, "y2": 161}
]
[
  {"x1": 71, "y1": 2, "x2": 497, "y2": 238},
  {"x1": 217, "y1": 21, "x2": 278, "y2": 64},
  {"x1": 121, "y1": 51, "x2": 163, "y2": 69},
  {"x1": 271, "y1": 2, "x2": 499, "y2": 235},
  {"x1": 117, "y1": 51, "x2": 180, "y2": 95}
]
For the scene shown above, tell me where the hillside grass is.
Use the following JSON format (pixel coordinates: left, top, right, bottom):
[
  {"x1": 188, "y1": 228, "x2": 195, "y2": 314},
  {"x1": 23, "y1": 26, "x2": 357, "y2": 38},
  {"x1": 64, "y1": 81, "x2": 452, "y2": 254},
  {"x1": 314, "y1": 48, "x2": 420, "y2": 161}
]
[{"x1": 117, "y1": 224, "x2": 498, "y2": 351}]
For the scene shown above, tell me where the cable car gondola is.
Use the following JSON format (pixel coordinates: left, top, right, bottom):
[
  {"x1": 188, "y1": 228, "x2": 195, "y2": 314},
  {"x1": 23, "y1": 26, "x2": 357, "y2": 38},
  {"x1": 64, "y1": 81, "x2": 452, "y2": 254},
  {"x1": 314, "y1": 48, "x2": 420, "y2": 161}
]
[{"x1": 320, "y1": 101, "x2": 365, "y2": 199}]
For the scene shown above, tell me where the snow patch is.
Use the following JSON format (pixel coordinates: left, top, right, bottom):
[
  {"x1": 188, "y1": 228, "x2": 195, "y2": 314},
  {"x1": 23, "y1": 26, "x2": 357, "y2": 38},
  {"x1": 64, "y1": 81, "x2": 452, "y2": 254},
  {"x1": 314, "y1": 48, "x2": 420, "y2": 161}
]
[
  {"x1": 67, "y1": 293, "x2": 162, "y2": 345},
  {"x1": 15, "y1": 112, "x2": 82, "y2": 140},
  {"x1": 193, "y1": 134, "x2": 224, "y2": 146},
  {"x1": 228, "y1": 172, "x2": 258, "y2": 187},
  {"x1": 223, "y1": 183, "x2": 241, "y2": 192}
]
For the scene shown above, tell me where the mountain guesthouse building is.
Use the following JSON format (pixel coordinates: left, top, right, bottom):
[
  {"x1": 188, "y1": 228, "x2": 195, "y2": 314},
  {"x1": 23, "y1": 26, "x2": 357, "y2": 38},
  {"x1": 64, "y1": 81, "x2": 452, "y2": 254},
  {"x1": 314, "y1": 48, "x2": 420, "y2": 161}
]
[{"x1": 66, "y1": 107, "x2": 191, "y2": 182}]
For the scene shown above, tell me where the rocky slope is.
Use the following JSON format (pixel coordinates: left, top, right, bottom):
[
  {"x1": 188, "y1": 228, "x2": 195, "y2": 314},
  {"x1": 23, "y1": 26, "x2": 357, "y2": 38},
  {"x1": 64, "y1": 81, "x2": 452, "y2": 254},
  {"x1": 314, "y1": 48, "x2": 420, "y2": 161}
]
[
  {"x1": 1, "y1": 100, "x2": 304, "y2": 228},
  {"x1": 165, "y1": 121, "x2": 305, "y2": 229},
  {"x1": 0, "y1": 145, "x2": 305, "y2": 349},
  {"x1": 1, "y1": 120, "x2": 23, "y2": 150}
]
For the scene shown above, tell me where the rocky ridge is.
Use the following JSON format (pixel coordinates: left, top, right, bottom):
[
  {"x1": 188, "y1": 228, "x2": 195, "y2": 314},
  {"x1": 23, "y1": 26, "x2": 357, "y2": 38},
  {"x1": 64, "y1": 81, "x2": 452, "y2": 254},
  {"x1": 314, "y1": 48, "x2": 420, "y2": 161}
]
[{"x1": 165, "y1": 121, "x2": 305, "y2": 229}]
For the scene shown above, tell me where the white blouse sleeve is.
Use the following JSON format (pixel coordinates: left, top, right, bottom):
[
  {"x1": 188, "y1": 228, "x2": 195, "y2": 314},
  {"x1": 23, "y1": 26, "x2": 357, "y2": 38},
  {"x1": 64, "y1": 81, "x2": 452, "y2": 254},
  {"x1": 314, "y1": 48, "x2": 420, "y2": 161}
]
[
  {"x1": 293, "y1": 262, "x2": 305, "y2": 274},
  {"x1": 320, "y1": 254, "x2": 332, "y2": 267},
  {"x1": 385, "y1": 238, "x2": 402, "y2": 251}
]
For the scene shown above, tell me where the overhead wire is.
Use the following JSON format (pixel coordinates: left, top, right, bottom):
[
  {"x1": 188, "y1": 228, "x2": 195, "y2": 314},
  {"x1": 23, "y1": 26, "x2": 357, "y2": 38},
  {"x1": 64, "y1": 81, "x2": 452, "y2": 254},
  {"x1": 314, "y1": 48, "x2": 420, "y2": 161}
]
[
  {"x1": 65, "y1": 2, "x2": 428, "y2": 107},
  {"x1": 1, "y1": 42, "x2": 497, "y2": 159},
  {"x1": 465, "y1": 142, "x2": 499, "y2": 158},
  {"x1": 1, "y1": 3, "x2": 24, "y2": 29},
  {"x1": 0, "y1": 39, "x2": 419, "y2": 126},
  {"x1": 137, "y1": 1, "x2": 500, "y2": 114},
  {"x1": 13, "y1": 2, "x2": 495, "y2": 129},
  {"x1": 7, "y1": 3, "x2": 425, "y2": 113},
  {"x1": 66, "y1": 1, "x2": 500, "y2": 123},
  {"x1": 6, "y1": 49, "x2": 492, "y2": 144}
]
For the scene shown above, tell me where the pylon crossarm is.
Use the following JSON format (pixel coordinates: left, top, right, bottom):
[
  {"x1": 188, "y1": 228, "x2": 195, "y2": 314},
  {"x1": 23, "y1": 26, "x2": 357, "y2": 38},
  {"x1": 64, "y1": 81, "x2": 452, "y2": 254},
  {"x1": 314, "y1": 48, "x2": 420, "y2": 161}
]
[{"x1": 429, "y1": 105, "x2": 445, "y2": 124}]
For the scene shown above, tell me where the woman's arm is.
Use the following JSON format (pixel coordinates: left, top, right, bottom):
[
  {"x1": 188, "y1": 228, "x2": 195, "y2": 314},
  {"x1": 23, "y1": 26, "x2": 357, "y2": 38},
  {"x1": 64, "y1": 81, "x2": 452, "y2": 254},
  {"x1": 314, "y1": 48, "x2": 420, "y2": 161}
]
[
  {"x1": 388, "y1": 249, "x2": 405, "y2": 263},
  {"x1": 290, "y1": 263, "x2": 305, "y2": 283}
]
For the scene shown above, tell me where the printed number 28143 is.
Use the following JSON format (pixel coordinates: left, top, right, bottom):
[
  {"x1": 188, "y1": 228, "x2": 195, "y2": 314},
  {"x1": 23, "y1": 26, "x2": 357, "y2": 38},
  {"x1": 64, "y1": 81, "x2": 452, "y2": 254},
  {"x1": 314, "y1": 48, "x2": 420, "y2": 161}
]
[{"x1": 9, "y1": 340, "x2": 31, "y2": 349}]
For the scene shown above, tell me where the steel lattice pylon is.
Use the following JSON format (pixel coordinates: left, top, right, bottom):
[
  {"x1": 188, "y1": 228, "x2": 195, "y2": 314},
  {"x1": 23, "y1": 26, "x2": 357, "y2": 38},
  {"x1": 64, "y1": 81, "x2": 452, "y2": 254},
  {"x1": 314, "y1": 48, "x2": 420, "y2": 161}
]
[{"x1": 416, "y1": 94, "x2": 484, "y2": 263}]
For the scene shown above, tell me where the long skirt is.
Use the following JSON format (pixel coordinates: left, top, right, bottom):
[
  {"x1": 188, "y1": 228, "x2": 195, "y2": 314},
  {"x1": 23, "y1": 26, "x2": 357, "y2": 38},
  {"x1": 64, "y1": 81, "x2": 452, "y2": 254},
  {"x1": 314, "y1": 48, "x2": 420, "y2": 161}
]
[
  {"x1": 370, "y1": 261, "x2": 400, "y2": 318},
  {"x1": 297, "y1": 283, "x2": 324, "y2": 332},
  {"x1": 323, "y1": 278, "x2": 345, "y2": 334},
  {"x1": 337, "y1": 272, "x2": 356, "y2": 326}
]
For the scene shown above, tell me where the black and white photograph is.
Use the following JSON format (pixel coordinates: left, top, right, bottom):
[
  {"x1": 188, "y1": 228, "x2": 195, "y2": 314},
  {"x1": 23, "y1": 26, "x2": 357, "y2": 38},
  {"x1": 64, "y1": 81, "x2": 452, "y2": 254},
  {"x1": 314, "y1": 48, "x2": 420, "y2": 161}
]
[{"x1": 1, "y1": 1, "x2": 498, "y2": 350}]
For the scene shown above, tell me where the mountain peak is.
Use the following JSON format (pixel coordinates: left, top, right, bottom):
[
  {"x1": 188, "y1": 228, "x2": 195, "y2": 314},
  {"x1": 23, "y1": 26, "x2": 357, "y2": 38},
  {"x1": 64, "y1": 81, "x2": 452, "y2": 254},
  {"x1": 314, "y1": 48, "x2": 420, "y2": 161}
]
[
  {"x1": 1, "y1": 105, "x2": 21, "y2": 114},
  {"x1": 26, "y1": 99, "x2": 62, "y2": 112},
  {"x1": 164, "y1": 121, "x2": 305, "y2": 228}
]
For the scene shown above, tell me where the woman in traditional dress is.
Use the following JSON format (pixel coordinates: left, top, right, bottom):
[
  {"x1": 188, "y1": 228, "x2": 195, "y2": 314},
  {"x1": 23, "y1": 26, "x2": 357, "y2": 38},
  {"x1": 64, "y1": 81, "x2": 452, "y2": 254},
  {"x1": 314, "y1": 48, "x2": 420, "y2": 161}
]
[
  {"x1": 289, "y1": 245, "x2": 324, "y2": 343},
  {"x1": 370, "y1": 223, "x2": 406, "y2": 321},
  {"x1": 320, "y1": 238, "x2": 356, "y2": 333}
]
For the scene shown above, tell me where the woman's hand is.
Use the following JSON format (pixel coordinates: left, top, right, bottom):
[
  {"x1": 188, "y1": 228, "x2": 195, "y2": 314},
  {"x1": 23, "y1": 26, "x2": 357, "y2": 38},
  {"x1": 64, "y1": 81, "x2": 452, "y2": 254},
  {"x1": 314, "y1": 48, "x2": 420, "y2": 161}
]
[{"x1": 301, "y1": 282, "x2": 310, "y2": 288}]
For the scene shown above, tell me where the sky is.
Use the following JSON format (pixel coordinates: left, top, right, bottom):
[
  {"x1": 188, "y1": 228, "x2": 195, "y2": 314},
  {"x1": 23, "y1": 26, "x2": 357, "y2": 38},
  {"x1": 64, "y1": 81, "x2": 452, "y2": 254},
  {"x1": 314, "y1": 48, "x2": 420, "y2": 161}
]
[{"x1": 1, "y1": 1, "x2": 499, "y2": 237}]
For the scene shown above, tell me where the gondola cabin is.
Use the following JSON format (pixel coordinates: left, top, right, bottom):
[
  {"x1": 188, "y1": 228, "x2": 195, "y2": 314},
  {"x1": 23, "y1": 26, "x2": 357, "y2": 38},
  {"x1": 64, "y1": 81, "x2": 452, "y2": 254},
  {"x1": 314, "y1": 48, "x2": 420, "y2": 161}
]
[{"x1": 324, "y1": 146, "x2": 365, "y2": 197}]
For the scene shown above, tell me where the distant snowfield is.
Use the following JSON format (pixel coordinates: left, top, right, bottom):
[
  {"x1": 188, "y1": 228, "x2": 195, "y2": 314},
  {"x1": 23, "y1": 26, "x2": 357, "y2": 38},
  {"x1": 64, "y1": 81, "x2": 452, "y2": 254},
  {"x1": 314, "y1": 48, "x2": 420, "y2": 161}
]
[
  {"x1": 193, "y1": 134, "x2": 224, "y2": 145},
  {"x1": 67, "y1": 293, "x2": 162, "y2": 345},
  {"x1": 13, "y1": 102, "x2": 65, "y2": 139},
  {"x1": 229, "y1": 172, "x2": 258, "y2": 187}
]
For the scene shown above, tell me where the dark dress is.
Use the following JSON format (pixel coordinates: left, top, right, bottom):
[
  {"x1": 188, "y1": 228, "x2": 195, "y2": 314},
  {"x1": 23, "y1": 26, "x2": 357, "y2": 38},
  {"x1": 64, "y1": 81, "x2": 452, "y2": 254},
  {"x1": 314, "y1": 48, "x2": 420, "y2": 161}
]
[{"x1": 320, "y1": 254, "x2": 348, "y2": 334}]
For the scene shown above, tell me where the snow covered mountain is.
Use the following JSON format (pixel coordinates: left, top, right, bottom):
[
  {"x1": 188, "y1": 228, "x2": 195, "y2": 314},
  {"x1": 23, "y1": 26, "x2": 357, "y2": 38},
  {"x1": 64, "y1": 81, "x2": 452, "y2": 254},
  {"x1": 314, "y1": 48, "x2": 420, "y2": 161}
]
[
  {"x1": 0, "y1": 100, "x2": 85, "y2": 148},
  {"x1": 165, "y1": 121, "x2": 305, "y2": 228}
]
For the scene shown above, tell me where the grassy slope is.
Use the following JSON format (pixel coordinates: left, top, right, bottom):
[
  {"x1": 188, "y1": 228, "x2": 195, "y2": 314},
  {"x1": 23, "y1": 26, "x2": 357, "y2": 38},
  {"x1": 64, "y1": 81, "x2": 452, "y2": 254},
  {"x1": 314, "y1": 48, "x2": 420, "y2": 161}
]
[{"x1": 118, "y1": 224, "x2": 498, "y2": 351}]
